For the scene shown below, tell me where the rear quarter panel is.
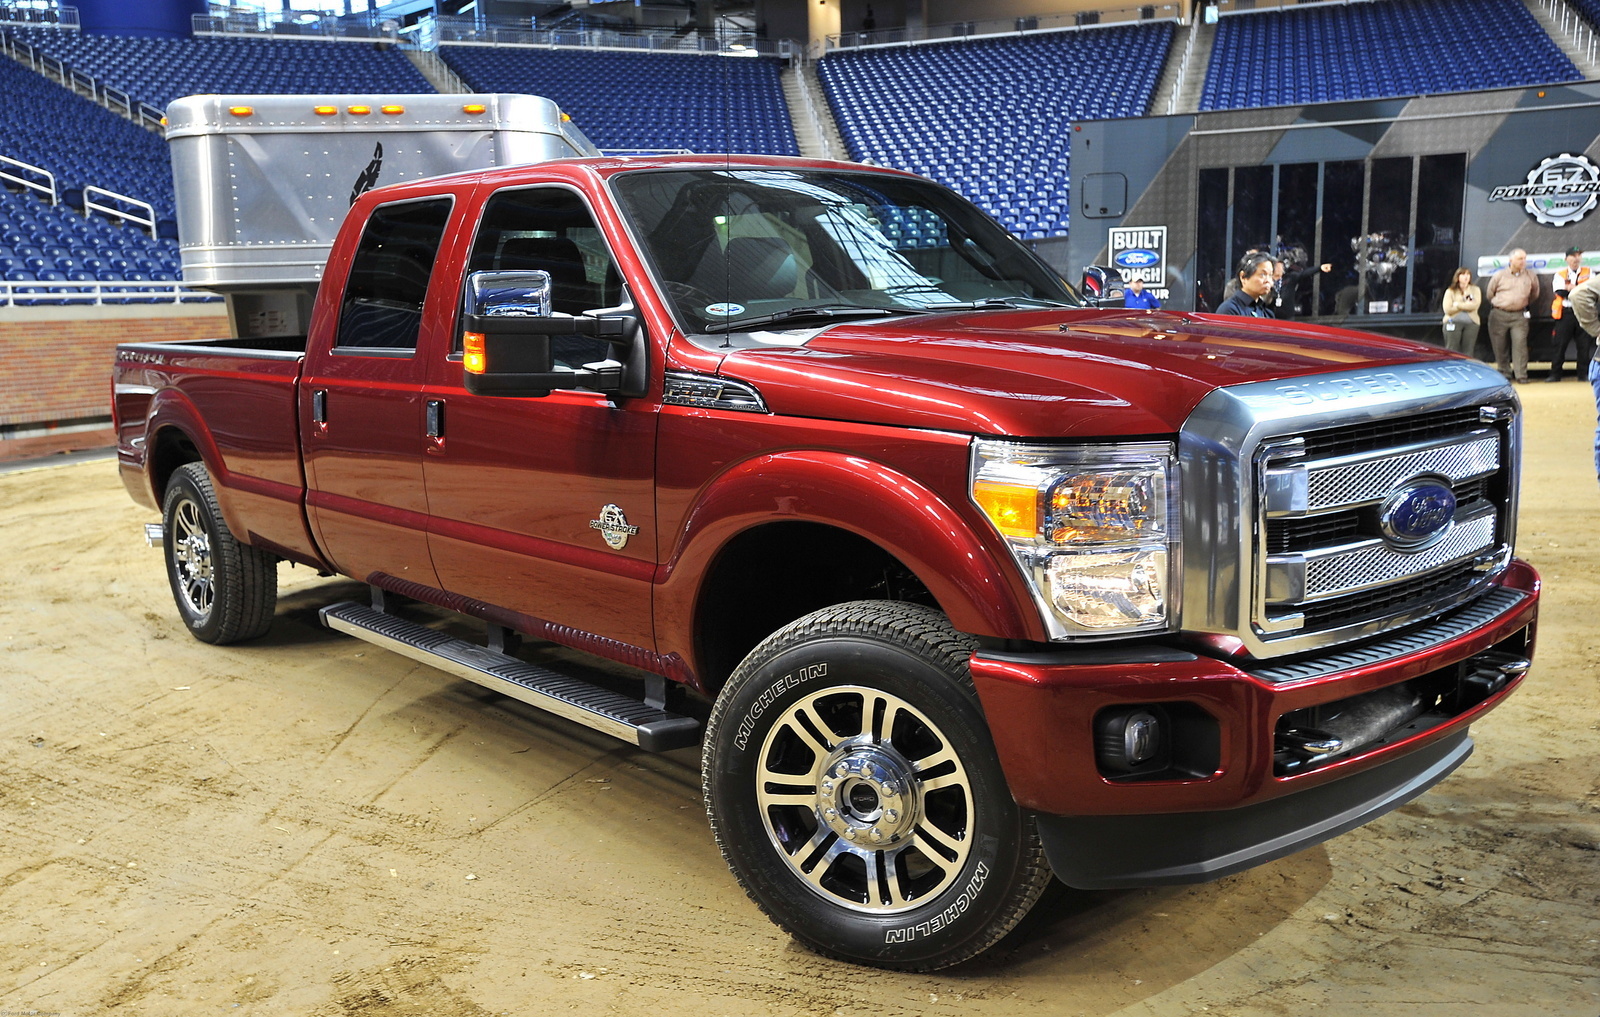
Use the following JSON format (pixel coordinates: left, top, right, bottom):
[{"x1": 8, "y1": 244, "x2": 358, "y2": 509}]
[{"x1": 114, "y1": 341, "x2": 324, "y2": 566}]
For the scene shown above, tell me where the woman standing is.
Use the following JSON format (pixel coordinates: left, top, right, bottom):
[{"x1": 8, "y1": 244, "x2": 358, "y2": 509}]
[{"x1": 1442, "y1": 267, "x2": 1482, "y2": 356}]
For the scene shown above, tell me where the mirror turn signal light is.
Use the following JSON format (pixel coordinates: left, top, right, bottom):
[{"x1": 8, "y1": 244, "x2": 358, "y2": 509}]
[{"x1": 463, "y1": 332, "x2": 487, "y2": 374}]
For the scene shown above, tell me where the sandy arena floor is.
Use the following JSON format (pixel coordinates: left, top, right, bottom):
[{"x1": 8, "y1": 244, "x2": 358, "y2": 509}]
[{"x1": 1, "y1": 382, "x2": 1597, "y2": 1016}]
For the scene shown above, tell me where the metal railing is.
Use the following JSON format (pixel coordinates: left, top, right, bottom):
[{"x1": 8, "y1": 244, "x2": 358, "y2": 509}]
[
  {"x1": 1166, "y1": 12, "x2": 1202, "y2": 115},
  {"x1": 1545, "y1": 0, "x2": 1600, "y2": 68},
  {"x1": 431, "y1": 15, "x2": 791, "y2": 58},
  {"x1": 825, "y1": 3, "x2": 1182, "y2": 52},
  {"x1": 0, "y1": 154, "x2": 56, "y2": 204},
  {"x1": 1, "y1": 279, "x2": 220, "y2": 307},
  {"x1": 0, "y1": 3, "x2": 76, "y2": 30},
  {"x1": 789, "y1": 54, "x2": 841, "y2": 161},
  {"x1": 192, "y1": 10, "x2": 399, "y2": 43},
  {"x1": 84, "y1": 185, "x2": 155, "y2": 235},
  {"x1": 0, "y1": 30, "x2": 164, "y2": 129}
]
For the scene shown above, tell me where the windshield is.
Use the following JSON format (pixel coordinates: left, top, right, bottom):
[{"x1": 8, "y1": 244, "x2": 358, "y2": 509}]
[{"x1": 610, "y1": 168, "x2": 1081, "y2": 334}]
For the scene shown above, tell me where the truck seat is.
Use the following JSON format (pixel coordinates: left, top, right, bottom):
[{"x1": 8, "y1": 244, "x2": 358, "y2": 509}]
[{"x1": 497, "y1": 236, "x2": 593, "y2": 314}]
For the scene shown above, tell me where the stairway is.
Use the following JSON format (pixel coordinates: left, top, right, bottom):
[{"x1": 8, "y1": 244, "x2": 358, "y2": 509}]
[
  {"x1": 404, "y1": 47, "x2": 471, "y2": 95},
  {"x1": 781, "y1": 59, "x2": 848, "y2": 160},
  {"x1": 1169, "y1": 16, "x2": 1217, "y2": 115},
  {"x1": 1525, "y1": 0, "x2": 1600, "y2": 80}
]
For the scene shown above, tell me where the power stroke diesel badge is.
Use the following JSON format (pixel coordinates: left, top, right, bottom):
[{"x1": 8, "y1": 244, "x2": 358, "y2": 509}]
[
  {"x1": 589, "y1": 504, "x2": 640, "y2": 550},
  {"x1": 1489, "y1": 153, "x2": 1600, "y2": 226}
]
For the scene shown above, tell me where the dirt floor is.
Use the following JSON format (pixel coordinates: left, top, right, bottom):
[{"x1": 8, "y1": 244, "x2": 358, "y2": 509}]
[{"x1": 2, "y1": 382, "x2": 1598, "y2": 1017}]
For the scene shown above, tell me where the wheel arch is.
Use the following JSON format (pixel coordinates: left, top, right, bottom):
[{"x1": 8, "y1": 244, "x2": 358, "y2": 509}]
[{"x1": 656, "y1": 449, "x2": 1045, "y2": 695}]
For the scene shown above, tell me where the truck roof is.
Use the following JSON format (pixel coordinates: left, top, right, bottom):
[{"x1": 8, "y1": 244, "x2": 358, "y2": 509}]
[{"x1": 373, "y1": 153, "x2": 922, "y2": 193}]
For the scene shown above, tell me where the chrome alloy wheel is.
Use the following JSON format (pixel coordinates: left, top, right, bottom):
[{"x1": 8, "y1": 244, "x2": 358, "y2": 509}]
[
  {"x1": 756, "y1": 685, "x2": 974, "y2": 913},
  {"x1": 170, "y1": 496, "x2": 215, "y2": 618}
]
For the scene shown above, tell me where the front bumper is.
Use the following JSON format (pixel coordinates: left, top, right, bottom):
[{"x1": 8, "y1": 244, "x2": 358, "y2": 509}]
[{"x1": 969, "y1": 559, "x2": 1539, "y2": 886}]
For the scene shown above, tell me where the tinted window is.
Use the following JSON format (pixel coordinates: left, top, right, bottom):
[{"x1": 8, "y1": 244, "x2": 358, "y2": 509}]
[
  {"x1": 611, "y1": 168, "x2": 1077, "y2": 335},
  {"x1": 464, "y1": 187, "x2": 620, "y2": 370},
  {"x1": 337, "y1": 197, "x2": 453, "y2": 351}
]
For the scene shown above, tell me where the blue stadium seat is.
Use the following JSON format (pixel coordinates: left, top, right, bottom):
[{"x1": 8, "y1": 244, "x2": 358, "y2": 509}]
[
  {"x1": 440, "y1": 45, "x2": 798, "y2": 156},
  {"x1": 1198, "y1": 0, "x2": 1578, "y2": 111},
  {"x1": 818, "y1": 23, "x2": 1173, "y2": 242}
]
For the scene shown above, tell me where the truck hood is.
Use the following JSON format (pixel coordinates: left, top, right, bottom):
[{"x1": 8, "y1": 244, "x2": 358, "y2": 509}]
[{"x1": 715, "y1": 308, "x2": 1454, "y2": 437}]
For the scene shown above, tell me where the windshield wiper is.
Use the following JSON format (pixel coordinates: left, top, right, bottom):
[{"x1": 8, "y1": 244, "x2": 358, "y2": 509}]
[
  {"x1": 703, "y1": 303, "x2": 927, "y2": 333},
  {"x1": 923, "y1": 296, "x2": 1080, "y2": 311}
]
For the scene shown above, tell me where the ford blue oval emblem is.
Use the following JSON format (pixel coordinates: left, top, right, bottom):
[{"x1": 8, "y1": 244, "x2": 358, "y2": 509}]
[
  {"x1": 1380, "y1": 480, "x2": 1457, "y2": 548},
  {"x1": 1114, "y1": 249, "x2": 1159, "y2": 269}
]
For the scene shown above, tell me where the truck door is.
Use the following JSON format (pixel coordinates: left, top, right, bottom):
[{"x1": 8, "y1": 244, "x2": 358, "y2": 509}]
[
  {"x1": 422, "y1": 184, "x2": 659, "y2": 649},
  {"x1": 303, "y1": 195, "x2": 456, "y2": 590}
]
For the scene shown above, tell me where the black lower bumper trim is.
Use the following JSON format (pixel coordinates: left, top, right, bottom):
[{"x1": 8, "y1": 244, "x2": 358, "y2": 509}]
[{"x1": 1038, "y1": 731, "x2": 1472, "y2": 890}]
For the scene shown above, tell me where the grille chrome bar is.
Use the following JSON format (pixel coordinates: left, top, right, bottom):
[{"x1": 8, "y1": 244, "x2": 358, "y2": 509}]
[
  {"x1": 1263, "y1": 430, "x2": 1499, "y2": 517},
  {"x1": 1265, "y1": 505, "x2": 1498, "y2": 606}
]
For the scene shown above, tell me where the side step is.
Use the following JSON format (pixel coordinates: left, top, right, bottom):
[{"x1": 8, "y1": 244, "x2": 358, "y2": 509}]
[{"x1": 318, "y1": 601, "x2": 700, "y2": 752}]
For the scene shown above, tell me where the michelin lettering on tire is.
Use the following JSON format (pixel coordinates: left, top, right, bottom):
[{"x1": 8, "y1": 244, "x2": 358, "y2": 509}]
[
  {"x1": 733, "y1": 662, "x2": 827, "y2": 750},
  {"x1": 884, "y1": 860, "x2": 990, "y2": 944}
]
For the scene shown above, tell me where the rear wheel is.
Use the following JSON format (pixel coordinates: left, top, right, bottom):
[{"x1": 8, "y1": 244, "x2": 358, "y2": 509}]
[
  {"x1": 703, "y1": 600, "x2": 1051, "y2": 970},
  {"x1": 162, "y1": 462, "x2": 277, "y2": 644}
]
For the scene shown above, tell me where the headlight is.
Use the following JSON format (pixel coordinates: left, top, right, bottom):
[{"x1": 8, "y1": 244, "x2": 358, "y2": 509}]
[{"x1": 972, "y1": 440, "x2": 1177, "y2": 638}]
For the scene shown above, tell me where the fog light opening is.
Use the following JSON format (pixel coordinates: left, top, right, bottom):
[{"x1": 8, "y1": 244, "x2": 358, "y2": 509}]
[{"x1": 1096, "y1": 706, "x2": 1168, "y2": 773}]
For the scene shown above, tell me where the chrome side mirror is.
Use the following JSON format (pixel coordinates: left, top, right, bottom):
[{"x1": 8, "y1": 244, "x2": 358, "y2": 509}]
[{"x1": 461, "y1": 270, "x2": 638, "y2": 398}]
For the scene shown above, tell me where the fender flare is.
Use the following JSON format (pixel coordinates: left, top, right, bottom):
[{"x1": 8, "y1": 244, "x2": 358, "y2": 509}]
[
  {"x1": 142, "y1": 388, "x2": 249, "y2": 535},
  {"x1": 654, "y1": 449, "x2": 1048, "y2": 663}
]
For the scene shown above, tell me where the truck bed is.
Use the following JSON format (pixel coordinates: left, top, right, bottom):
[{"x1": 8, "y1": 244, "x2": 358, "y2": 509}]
[{"x1": 113, "y1": 334, "x2": 320, "y2": 566}]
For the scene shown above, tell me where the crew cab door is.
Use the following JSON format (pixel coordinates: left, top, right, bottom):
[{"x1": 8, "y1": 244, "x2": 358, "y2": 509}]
[
  {"x1": 421, "y1": 183, "x2": 659, "y2": 649},
  {"x1": 303, "y1": 195, "x2": 457, "y2": 589}
]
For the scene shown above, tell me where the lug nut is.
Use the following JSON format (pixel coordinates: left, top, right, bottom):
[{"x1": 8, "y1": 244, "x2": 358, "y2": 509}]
[
  {"x1": 835, "y1": 764, "x2": 849, "y2": 778},
  {"x1": 870, "y1": 827, "x2": 883, "y2": 842},
  {"x1": 884, "y1": 808, "x2": 899, "y2": 822},
  {"x1": 824, "y1": 808, "x2": 837, "y2": 820},
  {"x1": 844, "y1": 829, "x2": 857, "y2": 840}
]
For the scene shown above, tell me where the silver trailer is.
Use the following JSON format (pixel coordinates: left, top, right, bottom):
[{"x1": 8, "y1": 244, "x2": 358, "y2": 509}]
[{"x1": 166, "y1": 93, "x2": 599, "y2": 337}]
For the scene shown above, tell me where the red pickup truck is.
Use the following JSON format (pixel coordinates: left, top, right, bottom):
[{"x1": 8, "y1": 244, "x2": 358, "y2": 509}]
[{"x1": 115, "y1": 144, "x2": 1537, "y2": 969}]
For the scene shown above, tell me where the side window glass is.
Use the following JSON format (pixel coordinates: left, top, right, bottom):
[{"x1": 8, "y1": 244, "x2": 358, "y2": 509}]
[
  {"x1": 464, "y1": 187, "x2": 620, "y2": 371},
  {"x1": 337, "y1": 197, "x2": 453, "y2": 352}
]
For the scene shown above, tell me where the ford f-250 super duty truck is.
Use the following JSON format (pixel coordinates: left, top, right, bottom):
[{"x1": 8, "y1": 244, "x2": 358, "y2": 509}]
[{"x1": 113, "y1": 94, "x2": 1539, "y2": 970}]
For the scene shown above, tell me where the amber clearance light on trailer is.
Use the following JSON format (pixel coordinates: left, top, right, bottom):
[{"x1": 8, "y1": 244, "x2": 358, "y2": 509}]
[
  {"x1": 347, "y1": 105, "x2": 372, "y2": 115},
  {"x1": 229, "y1": 106, "x2": 254, "y2": 117},
  {"x1": 463, "y1": 332, "x2": 487, "y2": 374},
  {"x1": 313, "y1": 105, "x2": 338, "y2": 116},
  {"x1": 462, "y1": 103, "x2": 487, "y2": 115},
  {"x1": 381, "y1": 104, "x2": 406, "y2": 115}
]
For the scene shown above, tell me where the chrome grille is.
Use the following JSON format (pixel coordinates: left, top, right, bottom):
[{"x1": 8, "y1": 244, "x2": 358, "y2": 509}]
[
  {"x1": 1302, "y1": 434, "x2": 1498, "y2": 510},
  {"x1": 1255, "y1": 411, "x2": 1512, "y2": 647}
]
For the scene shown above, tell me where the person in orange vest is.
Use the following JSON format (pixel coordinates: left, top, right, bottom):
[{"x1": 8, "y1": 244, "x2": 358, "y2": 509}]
[{"x1": 1547, "y1": 246, "x2": 1595, "y2": 382}]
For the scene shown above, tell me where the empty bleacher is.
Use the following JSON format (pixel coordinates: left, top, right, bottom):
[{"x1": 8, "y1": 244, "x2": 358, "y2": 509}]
[
  {"x1": 0, "y1": 47, "x2": 188, "y2": 304},
  {"x1": 1200, "y1": 0, "x2": 1579, "y2": 111},
  {"x1": 7, "y1": 29, "x2": 434, "y2": 113},
  {"x1": 440, "y1": 45, "x2": 798, "y2": 155},
  {"x1": 0, "y1": 189, "x2": 186, "y2": 305},
  {"x1": 818, "y1": 23, "x2": 1174, "y2": 240}
]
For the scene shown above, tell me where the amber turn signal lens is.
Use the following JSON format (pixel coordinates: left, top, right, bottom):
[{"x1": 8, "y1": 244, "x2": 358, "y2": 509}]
[
  {"x1": 972, "y1": 478, "x2": 1038, "y2": 540},
  {"x1": 313, "y1": 105, "x2": 337, "y2": 116},
  {"x1": 347, "y1": 105, "x2": 372, "y2": 115},
  {"x1": 463, "y1": 332, "x2": 487, "y2": 374},
  {"x1": 381, "y1": 105, "x2": 405, "y2": 115},
  {"x1": 228, "y1": 106, "x2": 254, "y2": 117}
]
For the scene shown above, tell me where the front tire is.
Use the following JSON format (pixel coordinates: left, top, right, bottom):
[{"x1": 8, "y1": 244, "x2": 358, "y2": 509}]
[
  {"x1": 703, "y1": 601, "x2": 1050, "y2": 970},
  {"x1": 162, "y1": 462, "x2": 277, "y2": 644}
]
